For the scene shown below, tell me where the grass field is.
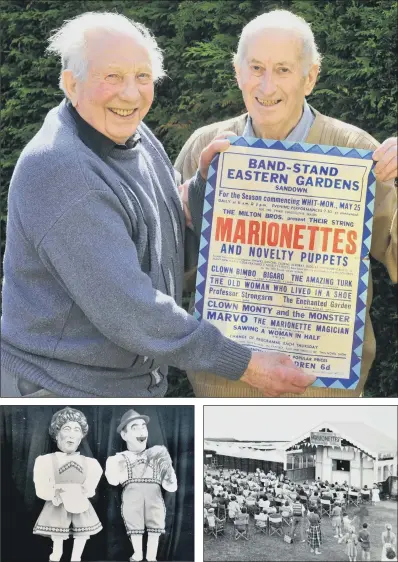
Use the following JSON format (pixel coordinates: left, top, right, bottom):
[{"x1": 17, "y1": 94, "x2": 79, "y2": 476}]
[{"x1": 204, "y1": 500, "x2": 397, "y2": 561}]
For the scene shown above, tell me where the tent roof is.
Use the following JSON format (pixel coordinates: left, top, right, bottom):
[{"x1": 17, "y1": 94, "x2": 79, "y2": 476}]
[
  {"x1": 204, "y1": 440, "x2": 285, "y2": 464},
  {"x1": 285, "y1": 422, "x2": 397, "y2": 458}
]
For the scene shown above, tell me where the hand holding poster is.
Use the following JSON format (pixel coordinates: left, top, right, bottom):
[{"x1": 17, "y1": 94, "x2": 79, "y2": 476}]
[{"x1": 194, "y1": 137, "x2": 376, "y2": 391}]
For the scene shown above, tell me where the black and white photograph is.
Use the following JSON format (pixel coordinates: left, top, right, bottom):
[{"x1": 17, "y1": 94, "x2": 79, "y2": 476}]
[
  {"x1": 1, "y1": 405, "x2": 194, "y2": 562},
  {"x1": 203, "y1": 405, "x2": 397, "y2": 561}
]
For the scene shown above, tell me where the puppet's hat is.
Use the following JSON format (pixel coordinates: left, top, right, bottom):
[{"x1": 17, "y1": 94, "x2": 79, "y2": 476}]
[{"x1": 117, "y1": 409, "x2": 150, "y2": 434}]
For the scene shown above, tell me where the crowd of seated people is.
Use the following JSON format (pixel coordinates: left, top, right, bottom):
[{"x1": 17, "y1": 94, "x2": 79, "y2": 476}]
[{"x1": 203, "y1": 465, "x2": 385, "y2": 550}]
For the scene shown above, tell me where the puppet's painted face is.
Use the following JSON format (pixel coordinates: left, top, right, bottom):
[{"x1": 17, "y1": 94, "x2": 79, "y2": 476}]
[
  {"x1": 121, "y1": 419, "x2": 148, "y2": 452},
  {"x1": 56, "y1": 421, "x2": 83, "y2": 454}
]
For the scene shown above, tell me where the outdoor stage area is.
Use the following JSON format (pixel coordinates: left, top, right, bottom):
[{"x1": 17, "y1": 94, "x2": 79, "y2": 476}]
[{"x1": 204, "y1": 499, "x2": 397, "y2": 561}]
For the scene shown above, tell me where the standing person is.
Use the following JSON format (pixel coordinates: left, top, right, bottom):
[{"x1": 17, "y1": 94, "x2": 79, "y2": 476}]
[
  {"x1": 381, "y1": 524, "x2": 397, "y2": 562},
  {"x1": 372, "y1": 483, "x2": 381, "y2": 504},
  {"x1": 292, "y1": 495, "x2": 306, "y2": 543},
  {"x1": 1, "y1": 11, "x2": 313, "y2": 399},
  {"x1": 175, "y1": 8, "x2": 398, "y2": 399},
  {"x1": 307, "y1": 506, "x2": 322, "y2": 555},
  {"x1": 343, "y1": 512, "x2": 357, "y2": 534},
  {"x1": 340, "y1": 526, "x2": 359, "y2": 562},
  {"x1": 331, "y1": 501, "x2": 343, "y2": 538},
  {"x1": 105, "y1": 409, "x2": 177, "y2": 562},
  {"x1": 33, "y1": 408, "x2": 102, "y2": 562},
  {"x1": 358, "y1": 523, "x2": 371, "y2": 562}
]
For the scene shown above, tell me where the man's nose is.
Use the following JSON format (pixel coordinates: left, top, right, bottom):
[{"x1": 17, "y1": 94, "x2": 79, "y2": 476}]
[
  {"x1": 259, "y1": 72, "x2": 277, "y2": 95},
  {"x1": 120, "y1": 76, "x2": 140, "y2": 100}
]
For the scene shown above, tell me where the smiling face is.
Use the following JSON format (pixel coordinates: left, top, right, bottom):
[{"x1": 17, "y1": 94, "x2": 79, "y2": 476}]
[
  {"x1": 235, "y1": 28, "x2": 318, "y2": 140},
  {"x1": 63, "y1": 30, "x2": 154, "y2": 144},
  {"x1": 56, "y1": 421, "x2": 83, "y2": 454},
  {"x1": 121, "y1": 419, "x2": 148, "y2": 452}
]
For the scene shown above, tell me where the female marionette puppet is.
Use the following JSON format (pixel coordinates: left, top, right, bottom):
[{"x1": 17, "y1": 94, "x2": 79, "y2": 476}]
[{"x1": 33, "y1": 407, "x2": 102, "y2": 562}]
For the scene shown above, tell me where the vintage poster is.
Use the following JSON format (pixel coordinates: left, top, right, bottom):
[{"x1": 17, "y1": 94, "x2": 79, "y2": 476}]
[{"x1": 194, "y1": 137, "x2": 376, "y2": 390}]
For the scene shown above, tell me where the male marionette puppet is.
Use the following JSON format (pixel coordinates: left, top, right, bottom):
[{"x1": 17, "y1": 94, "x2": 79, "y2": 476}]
[
  {"x1": 33, "y1": 407, "x2": 102, "y2": 561},
  {"x1": 105, "y1": 409, "x2": 178, "y2": 562}
]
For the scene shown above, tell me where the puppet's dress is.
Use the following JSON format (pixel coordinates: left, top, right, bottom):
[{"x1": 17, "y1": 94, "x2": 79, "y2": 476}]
[
  {"x1": 106, "y1": 447, "x2": 177, "y2": 536},
  {"x1": 33, "y1": 452, "x2": 102, "y2": 539}
]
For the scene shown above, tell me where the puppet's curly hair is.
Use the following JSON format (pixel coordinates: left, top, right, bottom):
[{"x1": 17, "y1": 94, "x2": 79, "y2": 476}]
[{"x1": 49, "y1": 407, "x2": 89, "y2": 440}]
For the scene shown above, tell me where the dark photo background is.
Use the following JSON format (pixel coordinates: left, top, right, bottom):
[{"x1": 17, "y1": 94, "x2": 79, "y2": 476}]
[{"x1": 0, "y1": 405, "x2": 194, "y2": 562}]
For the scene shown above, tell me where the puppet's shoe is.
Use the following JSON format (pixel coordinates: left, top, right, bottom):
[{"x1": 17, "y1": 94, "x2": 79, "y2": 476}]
[{"x1": 129, "y1": 557, "x2": 143, "y2": 562}]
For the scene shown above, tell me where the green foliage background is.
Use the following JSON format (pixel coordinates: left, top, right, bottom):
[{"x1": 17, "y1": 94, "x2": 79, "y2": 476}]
[{"x1": 1, "y1": 0, "x2": 397, "y2": 396}]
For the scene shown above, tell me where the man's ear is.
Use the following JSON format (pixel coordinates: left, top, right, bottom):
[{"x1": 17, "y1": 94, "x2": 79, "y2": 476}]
[
  {"x1": 62, "y1": 69, "x2": 79, "y2": 106},
  {"x1": 304, "y1": 64, "x2": 319, "y2": 96},
  {"x1": 120, "y1": 429, "x2": 127, "y2": 442},
  {"x1": 234, "y1": 62, "x2": 242, "y2": 90}
]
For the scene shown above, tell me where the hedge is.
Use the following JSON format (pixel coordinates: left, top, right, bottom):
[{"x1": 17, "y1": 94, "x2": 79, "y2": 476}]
[{"x1": 1, "y1": 0, "x2": 396, "y2": 396}]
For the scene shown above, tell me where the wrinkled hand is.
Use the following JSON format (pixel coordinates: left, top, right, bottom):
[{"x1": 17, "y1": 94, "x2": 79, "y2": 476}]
[
  {"x1": 373, "y1": 137, "x2": 397, "y2": 182},
  {"x1": 240, "y1": 351, "x2": 317, "y2": 397},
  {"x1": 198, "y1": 131, "x2": 236, "y2": 181}
]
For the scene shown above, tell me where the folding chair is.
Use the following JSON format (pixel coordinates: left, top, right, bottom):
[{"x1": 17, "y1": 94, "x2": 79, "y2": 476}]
[
  {"x1": 282, "y1": 513, "x2": 294, "y2": 532},
  {"x1": 348, "y1": 491, "x2": 360, "y2": 508},
  {"x1": 269, "y1": 516, "x2": 283, "y2": 537},
  {"x1": 234, "y1": 521, "x2": 249, "y2": 540},
  {"x1": 217, "y1": 504, "x2": 227, "y2": 519},
  {"x1": 254, "y1": 514, "x2": 268, "y2": 535},
  {"x1": 208, "y1": 519, "x2": 225, "y2": 539},
  {"x1": 360, "y1": 492, "x2": 371, "y2": 505},
  {"x1": 320, "y1": 499, "x2": 332, "y2": 517}
]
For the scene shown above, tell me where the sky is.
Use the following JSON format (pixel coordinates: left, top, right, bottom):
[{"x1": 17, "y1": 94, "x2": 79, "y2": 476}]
[{"x1": 204, "y1": 405, "x2": 397, "y2": 442}]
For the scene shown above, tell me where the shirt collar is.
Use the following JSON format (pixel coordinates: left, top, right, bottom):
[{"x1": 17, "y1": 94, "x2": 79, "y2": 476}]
[
  {"x1": 243, "y1": 98, "x2": 315, "y2": 141},
  {"x1": 56, "y1": 451, "x2": 80, "y2": 458},
  {"x1": 66, "y1": 100, "x2": 141, "y2": 159}
]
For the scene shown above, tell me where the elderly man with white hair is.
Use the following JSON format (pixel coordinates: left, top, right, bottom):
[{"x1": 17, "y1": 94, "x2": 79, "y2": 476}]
[
  {"x1": 1, "y1": 11, "x2": 315, "y2": 397},
  {"x1": 176, "y1": 9, "x2": 398, "y2": 399}
]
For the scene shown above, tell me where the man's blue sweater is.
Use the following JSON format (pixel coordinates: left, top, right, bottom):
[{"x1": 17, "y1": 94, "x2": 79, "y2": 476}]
[{"x1": 1, "y1": 100, "x2": 251, "y2": 397}]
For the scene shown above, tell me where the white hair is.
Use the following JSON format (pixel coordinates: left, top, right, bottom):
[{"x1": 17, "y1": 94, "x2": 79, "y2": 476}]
[
  {"x1": 46, "y1": 12, "x2": 165, "y2": 95},
  {"x1": 233, "y1": 10, "x2": 322, "y2": 75}
]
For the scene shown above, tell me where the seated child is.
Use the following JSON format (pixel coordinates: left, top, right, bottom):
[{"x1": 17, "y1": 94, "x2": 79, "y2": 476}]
[{"x1": 206, "y1": 508, "x2": 223, "y2": 530}]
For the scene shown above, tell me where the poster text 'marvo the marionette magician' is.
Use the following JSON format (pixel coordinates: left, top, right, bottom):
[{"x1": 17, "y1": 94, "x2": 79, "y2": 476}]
[{"x1": 194, "y1": 138, "x2": 376, "y2": 390}]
